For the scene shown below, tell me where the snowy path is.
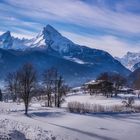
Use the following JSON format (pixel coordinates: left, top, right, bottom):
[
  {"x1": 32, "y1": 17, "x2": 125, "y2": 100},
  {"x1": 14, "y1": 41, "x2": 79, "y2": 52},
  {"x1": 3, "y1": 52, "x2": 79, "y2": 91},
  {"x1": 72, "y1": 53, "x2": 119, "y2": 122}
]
[
  {"x1": 30, "y1": 111, "x2": 140, "y2": 140},
  {"x1": 1, "y1": 108, "x2": 140, "y2": 140}
]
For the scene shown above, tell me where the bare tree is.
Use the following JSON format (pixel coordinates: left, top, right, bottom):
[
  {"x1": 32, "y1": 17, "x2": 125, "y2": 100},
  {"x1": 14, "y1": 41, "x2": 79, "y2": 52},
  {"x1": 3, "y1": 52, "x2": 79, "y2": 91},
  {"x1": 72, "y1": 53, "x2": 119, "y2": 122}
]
[
  {"x1": 42, "y1": 68, "x2": 69, "y2": 107},
  {"x1": 17, "y1": 63, "x2": 37, "y2": 115},
  {"x1": 56, "y1": 76, "x2": 68, "y2": 108},
  {"x1": 53, "y1": 69, "x2": 59, "y2": 107},
  {"x1": 5, "y1": 63, "x2": 37, "y2": 114},
  {"x1": 54, "y1": 73, "x2": 69, "y2": 108},
  {"x1": 0, "y1": 89, "x2": 2, "y2": 101},
  {"x1": 42, "y1": 68, "x2": 57, "y2": 107},
  {"x1": 5, "y1": 72, "x2": 19, "y2": 102}
]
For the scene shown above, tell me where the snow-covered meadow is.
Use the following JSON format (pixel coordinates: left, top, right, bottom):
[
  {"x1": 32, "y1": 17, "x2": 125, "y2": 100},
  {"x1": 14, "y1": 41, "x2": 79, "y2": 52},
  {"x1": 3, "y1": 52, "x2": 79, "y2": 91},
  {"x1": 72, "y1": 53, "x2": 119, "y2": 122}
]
[
  {"x1": 0, "y1": 92, "x2": 140, "y2": 140},
  {"x1": 63, "y1": 92, "x2": 140, "y2": 107}
]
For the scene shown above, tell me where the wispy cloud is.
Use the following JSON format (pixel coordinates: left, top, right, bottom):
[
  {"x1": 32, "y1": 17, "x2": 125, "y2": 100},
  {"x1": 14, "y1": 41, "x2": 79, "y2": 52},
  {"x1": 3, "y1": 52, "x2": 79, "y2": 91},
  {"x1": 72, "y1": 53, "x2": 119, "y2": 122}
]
[
  {"x1": 0, "y1": 0, "x2": 139, "y2": 56},
  {"x1": 3, "y1": 0, "x2": 140, "y2": 34}
]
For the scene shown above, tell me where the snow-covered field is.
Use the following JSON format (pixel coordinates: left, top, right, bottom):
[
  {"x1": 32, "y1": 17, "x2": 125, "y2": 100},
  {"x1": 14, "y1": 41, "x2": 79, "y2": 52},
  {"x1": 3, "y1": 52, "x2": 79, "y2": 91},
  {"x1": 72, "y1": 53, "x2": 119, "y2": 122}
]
[
  {"x1": 0, "y1": 93, "x2": 140, "y2": 140},
  {"x1": 63, "y1": 92, "x2": 140, "y2": 107}
]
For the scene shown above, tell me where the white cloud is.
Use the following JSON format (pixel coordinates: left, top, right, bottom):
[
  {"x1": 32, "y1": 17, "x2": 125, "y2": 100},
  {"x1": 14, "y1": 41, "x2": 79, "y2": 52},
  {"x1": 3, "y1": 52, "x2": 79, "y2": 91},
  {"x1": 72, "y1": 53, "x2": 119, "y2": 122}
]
[
  {"x1": 0, "y1": 28, "x2": 35, "y2": 39},
  {"x1": 11, "y1": 32, "x2": 34, "y2": 39},
  {"x1": 0, "y1": 31, "x2": 4, "y2": 35},
  {"x1": 5, "y1": 0, "x2": 140, "y2": 34}
]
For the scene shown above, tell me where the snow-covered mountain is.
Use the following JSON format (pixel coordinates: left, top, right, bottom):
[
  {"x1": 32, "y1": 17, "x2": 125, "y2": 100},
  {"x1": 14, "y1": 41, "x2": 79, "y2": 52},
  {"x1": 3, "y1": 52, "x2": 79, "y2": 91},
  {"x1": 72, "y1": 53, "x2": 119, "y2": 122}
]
[
  {"x1": 30, "y1": 25, "x2": 75, "y2": 51},
  {"x1": 116, "y1": 52, "x2": 140, "y2": 71},
  {"x1": 0, "y1": 25, "x2": 77, "y2": 52},
  {"x1": 0, "y1": 31, "x2": 13, "y2": 49},
  {"x1": 0, "y1": 25, "x2": 131, "y2": 86},
  {"x1": 0, "y1": 31, "x2": 31, "y2": 50}
]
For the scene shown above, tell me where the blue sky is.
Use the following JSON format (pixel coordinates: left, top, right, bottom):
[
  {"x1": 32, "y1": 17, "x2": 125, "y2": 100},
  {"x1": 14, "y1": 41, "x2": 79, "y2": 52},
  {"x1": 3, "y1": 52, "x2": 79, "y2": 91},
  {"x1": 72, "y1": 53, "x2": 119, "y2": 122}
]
[{"x1": 0, "y1": 0, "x2": 140, "y2": 57}]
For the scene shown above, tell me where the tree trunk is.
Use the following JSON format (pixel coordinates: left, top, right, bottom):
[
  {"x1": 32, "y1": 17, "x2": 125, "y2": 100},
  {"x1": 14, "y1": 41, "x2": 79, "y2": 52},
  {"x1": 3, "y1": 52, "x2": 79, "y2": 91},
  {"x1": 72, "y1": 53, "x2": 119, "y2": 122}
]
[
  {"x1": 54, "y1": 93, "x2": 57, "y2": 107},
  {"x1": 24, "y1": 97, "x2": 29, "y2": 115},
  {"x1": 47, "y1": 94, "x2": 50, "y2": 107},
  {"x1": 57, "y1": 96, "x2": 60, "y2": 108},
  {"x1": 25, "y1": 103, "x2": 28, "y2": 115},
  {"x1": 115, "y1": 91, "x2": 118, "y2": 97}
]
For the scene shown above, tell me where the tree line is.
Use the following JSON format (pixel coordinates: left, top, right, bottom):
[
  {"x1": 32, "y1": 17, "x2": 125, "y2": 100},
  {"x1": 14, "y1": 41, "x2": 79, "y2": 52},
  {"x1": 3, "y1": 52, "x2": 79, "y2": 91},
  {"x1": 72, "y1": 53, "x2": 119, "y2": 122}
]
[{"x1": 4, "y1": 63, "x2": 69, "y2": 115}]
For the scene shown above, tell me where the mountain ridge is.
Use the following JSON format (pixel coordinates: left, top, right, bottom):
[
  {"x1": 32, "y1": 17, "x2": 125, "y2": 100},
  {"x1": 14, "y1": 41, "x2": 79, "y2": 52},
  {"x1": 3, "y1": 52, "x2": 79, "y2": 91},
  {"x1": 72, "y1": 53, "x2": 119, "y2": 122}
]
[
  {"x1": 116, "y1": 52, "x2": 140, "y2": 71},
  {"x1": 0, "y1": 25, "x2": 131, "y2": 86}
]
